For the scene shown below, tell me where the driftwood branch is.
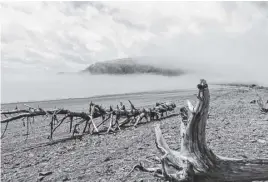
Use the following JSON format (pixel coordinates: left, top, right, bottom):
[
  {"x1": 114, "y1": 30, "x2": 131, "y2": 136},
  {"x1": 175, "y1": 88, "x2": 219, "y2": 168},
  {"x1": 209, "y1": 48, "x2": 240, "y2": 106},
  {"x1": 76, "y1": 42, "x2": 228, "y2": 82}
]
[
  {"x1": 1, "y1": 100, "x2": 177, "y2": 140},
  {"x1": 131, "y1": 79, "x2": 268, "y2": 182}
]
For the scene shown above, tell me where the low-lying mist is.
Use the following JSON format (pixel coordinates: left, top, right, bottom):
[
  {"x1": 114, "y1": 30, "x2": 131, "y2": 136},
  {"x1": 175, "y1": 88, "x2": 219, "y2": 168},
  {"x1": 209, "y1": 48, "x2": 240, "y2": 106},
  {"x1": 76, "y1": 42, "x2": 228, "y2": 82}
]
[{"x1": 2, "y1": 58, "x2": 267, "y2": 104}]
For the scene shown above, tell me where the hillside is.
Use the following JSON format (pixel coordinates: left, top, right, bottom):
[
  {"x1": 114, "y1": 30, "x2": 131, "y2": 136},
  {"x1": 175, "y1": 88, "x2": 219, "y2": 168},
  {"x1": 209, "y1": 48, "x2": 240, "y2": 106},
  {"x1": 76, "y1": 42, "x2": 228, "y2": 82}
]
[{"x1": 82, "y1": 58, "x2": 186, "y2": 76}]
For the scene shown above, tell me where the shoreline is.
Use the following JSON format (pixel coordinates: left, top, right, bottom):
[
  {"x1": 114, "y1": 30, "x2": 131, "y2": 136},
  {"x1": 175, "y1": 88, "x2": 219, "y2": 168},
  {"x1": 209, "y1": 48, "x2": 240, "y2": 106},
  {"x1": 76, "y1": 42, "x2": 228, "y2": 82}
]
[
  {"x1": 1, "y1": 85, "x2": 226, "y2": 106},
  {"x1": 2, "y1": 81, "x2": 267, "y2": 106}
]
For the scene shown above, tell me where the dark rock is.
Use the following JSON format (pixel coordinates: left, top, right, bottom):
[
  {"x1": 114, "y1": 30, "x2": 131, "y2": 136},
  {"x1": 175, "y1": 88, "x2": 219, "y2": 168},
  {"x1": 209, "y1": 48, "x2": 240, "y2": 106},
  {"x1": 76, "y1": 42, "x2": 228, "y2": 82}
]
[
  {"x1": 62, "y1": 176, "x2": 70, "y2": 181},
  {"x1": 104, "y1": 157, "x2": 112, "y2": 162},
  {"x1": 37, "y1": 176, "x2": 45, "y2": 181},
  {"x1": 250, "y1": 100, "x2": 256, "y2": 104}
]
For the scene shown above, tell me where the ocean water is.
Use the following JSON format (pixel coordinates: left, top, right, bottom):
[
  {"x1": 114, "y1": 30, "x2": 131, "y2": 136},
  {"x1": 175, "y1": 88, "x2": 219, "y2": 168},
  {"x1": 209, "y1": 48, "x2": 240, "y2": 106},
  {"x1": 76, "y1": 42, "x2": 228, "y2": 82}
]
[
  {"x1": 1, "y1": 69, "x2": 267, "y2": 104},
  {"x1": 1, "y1": 73, "x2": 198, "y2": 104}
]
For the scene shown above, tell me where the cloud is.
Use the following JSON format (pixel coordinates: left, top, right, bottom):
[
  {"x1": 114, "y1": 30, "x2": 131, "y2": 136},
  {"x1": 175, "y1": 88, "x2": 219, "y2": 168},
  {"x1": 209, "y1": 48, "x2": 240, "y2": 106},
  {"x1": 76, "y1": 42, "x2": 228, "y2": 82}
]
[{"x1": 1, "y1": 1, "x2": 268, "y2": 76}]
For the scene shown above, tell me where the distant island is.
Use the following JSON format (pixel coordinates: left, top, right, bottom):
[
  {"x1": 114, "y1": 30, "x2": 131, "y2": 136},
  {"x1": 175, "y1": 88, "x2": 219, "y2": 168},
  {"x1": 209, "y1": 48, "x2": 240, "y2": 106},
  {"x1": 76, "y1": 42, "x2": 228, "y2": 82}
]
[{"x1": 81, "y1": 58, "x2": 186, "y2": 76}]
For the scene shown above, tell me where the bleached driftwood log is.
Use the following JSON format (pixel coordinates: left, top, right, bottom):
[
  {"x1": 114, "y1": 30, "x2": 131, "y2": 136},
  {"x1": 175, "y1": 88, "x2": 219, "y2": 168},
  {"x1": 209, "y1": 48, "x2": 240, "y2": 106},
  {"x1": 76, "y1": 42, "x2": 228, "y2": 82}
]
[
  {"x1": 1, "y1": 100, "x2": 176, "y2": 140},
  {"x1": 133, "y1": 79, "x2": 268, "y2": 182}
]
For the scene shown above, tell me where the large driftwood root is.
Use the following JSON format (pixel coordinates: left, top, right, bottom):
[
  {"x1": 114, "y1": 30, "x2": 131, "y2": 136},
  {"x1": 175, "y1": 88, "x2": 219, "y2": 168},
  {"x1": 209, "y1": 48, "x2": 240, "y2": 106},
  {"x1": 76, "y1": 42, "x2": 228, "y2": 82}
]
[
  {"x1": 256, "y1": 93, "x2": 268, "y2": 114},
  {"x1": 131, "y1": 79, "x2": 268, "y2": 182}
]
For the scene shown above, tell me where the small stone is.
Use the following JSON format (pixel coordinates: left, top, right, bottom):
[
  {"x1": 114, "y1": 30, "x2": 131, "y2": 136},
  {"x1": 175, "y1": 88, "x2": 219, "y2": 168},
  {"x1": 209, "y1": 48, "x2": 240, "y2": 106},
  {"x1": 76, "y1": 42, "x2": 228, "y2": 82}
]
[
  {"x1": 37, "y1": 176, "x2": 45, "y2": 181},
  {"x1": 77, "y1": 176, "x2": 84, "y2": 180},
  {"x1": 104, "y1": 156, "x2": 111, "y2": 162},
  {"x1": 98, "y1": 178, "x2": 107, "y2": 182},
  {"x1": 62, "y1": 176, "x2": 70, "y2": 181},
  {"x1": 38, "y1": 162, "x2": 48, "y2": 167},
  {"x1": 12, "y1": 163, "x2": 20, "y2": 169},
  {"x1": 257, "y1": 139, "x2": 266, "y2": 144},
  {"x1": 250, "y1": 100, "x2": 256, "y2": 104},
  {"x1": 39, "y1": 171, "x2": 53, "y2": 176},
  {"x1": 21, "y1": 163, "x2": 32, "y2": 168},
  {"x1": 81, "y1": 142, "x2": 87, "y2": 147}
]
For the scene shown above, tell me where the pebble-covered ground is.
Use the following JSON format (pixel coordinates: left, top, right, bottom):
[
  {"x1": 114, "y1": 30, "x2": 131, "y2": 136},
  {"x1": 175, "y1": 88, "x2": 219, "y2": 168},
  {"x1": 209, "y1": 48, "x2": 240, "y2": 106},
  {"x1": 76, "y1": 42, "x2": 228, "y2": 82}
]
[{"x1": 1, "y1": 85, "x2": 268, "y2": 182}]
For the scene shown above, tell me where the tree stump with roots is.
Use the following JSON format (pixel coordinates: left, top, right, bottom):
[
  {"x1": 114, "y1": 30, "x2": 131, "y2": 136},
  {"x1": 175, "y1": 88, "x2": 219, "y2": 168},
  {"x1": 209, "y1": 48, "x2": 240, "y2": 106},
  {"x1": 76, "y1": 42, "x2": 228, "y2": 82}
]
[{"x1": 133, "y1": 79, "x2": 268, "y2": 182}]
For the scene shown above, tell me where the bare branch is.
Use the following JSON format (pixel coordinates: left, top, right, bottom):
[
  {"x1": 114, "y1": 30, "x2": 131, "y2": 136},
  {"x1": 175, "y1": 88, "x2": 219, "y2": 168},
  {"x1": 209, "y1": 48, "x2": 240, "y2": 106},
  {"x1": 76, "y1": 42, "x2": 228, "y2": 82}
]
[{"x1": 1, "y1": 122, "x2": 9, "y2": 139}]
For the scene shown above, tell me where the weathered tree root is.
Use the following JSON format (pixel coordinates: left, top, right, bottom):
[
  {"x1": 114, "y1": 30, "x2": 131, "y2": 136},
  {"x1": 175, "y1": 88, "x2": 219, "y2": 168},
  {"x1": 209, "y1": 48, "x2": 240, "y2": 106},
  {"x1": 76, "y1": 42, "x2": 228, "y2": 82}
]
[
  {"x1": 132, "y1": 79, "x2": 268, "y2": 182},
  {"x1": 256, "y1": 93, "x2": 268, "y2": 114}
]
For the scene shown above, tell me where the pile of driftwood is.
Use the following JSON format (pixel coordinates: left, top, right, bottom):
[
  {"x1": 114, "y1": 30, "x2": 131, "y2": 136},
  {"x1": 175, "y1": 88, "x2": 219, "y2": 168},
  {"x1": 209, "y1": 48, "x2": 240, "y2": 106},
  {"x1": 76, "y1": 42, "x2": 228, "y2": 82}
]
[{"x1": 1, "y1": 100, "x2": 176, "y2": 140}]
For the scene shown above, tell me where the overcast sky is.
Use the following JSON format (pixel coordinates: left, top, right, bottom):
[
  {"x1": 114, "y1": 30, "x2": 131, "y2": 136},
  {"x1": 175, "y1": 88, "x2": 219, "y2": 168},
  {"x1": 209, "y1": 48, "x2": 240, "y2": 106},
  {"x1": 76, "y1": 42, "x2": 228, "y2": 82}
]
[{"x1": 1, "y1": 1, "x2": 268, "y2": 75}]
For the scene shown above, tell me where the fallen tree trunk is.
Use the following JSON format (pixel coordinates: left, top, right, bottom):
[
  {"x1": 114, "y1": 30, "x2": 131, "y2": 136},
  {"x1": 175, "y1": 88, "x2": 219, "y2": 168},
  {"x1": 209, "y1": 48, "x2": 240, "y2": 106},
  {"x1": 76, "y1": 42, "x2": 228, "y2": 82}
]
[
  {"x1": 1, "y1": 100, "x2": 176, "y2": 140},
  {"x1": 132, "y1": 79, "x2": 268, "y2": 182}
]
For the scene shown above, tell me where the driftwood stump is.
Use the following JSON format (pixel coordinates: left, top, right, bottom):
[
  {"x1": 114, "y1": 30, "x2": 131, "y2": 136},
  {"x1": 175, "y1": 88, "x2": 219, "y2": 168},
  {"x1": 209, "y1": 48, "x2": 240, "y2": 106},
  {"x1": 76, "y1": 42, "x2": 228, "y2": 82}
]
[{"x1": 135, "y1": 79, "x2": 268, "y2": 182}]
